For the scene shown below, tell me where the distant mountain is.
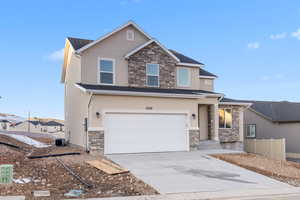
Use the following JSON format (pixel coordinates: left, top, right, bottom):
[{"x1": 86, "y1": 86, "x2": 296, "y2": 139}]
[{"x1": 0, "y1": 113, "x2": 26, "y2": 124}]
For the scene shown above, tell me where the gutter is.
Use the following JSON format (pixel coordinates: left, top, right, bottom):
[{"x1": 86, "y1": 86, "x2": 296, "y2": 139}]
[
  {"x1": 75, "y1": 83, "x2": 222, "y2": 99},
  {"x1": 86, "y1": 92, "x2": 94, "y2": 153}
]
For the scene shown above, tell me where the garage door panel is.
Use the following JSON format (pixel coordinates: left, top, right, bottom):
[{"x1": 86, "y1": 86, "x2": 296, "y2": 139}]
[{"x1": 104, "y1": 113, "x2": 188, "y2": 154}]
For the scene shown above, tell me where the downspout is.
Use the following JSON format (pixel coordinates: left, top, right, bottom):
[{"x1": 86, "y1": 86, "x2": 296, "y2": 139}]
[{"x1": 86, "y1": 92, "x2": 94, "y2": 153}]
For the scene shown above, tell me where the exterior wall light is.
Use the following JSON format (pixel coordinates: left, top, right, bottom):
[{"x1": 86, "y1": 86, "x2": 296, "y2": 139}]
[
  {"x1": 96, "y1": 112, "x2": 100, "y2": 118},
  {"x1": 192, "y1": 114, "x2": 196, "y2": 120}
]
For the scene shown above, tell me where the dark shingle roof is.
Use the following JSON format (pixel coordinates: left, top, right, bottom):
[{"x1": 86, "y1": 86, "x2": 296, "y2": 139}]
[
  {"x1": 221, "y1": 98, "x2": 300, "y2": 123},
  {"x1": 67, "y1": 37, "x2": 93, "y2": 50},
  {"x1": 44, "y1": 121, "x2": 63, "y2": 126},
  {"x1": 199, "y1": 68, "x2": 217, "y2": 77},
  {"x1": 67, "y1": 37, "x2": 205, "y2": 65},
  {"x1": 169, "y1": 49, "x2": 204, "y2": 65},
  {"x1": 77, "y1": 83, "x2": 219, "y2": 95}
]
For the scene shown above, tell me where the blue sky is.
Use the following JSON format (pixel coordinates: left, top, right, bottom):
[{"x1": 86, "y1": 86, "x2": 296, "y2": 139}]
[{"x1": 1, "y1": 0, "x2": 300, "y2": 119}]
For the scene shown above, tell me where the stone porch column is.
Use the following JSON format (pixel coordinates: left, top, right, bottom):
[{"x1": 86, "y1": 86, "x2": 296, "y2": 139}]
[{"x1": 211, "y1": 104, "x2": 219, "y2": 141}]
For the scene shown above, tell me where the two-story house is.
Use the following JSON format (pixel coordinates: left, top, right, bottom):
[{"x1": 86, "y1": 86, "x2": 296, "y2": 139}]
[{"x1": 61, "y1": 21, "x2": 250, "y2": 154}]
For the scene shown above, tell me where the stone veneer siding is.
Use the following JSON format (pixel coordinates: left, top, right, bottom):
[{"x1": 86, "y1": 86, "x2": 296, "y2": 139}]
[
  {"x1": 128, "y1": 42, "x2": 177, "y2": 89},
  {"x1": 88, "y1": 131, "x2": 104, "y2": 154},
  {"x1": 189, "y1": 129, "x2": 200, "y2": 150},
  {"x1": 218, "y1": 105, "x2": 240, "y2": 142}
]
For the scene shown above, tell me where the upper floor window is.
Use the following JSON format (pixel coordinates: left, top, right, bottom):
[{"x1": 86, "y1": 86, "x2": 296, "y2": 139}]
[
  {"x1": 99, "y1": 58, "x2": 114, "y2": 85},
  {"x1": 146, "y1": 63, "x2": 159, "y2": 87},
  {"x1": 177, "y1": 68, "x2": 190, "y2": 87},
  {"x1": 247, "y1": 124, "x2": 256, "y2": 138},
  {"x1": 126, "y1": 30, "x2": 134, "y2": 41},
  {"x1": 219, "y1": 108, "x2": 232, "y2": 129}
]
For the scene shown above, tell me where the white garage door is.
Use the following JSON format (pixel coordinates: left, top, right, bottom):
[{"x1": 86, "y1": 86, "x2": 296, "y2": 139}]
[{"x1": 104, "y1": 112, "x2": 188, "y2": 154}]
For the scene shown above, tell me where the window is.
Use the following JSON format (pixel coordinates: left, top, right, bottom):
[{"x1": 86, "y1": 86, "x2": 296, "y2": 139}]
[
  {"x1": 99, "y1": 59, "x2": 114, "y2": 84},
  {"x1": 146, "y1": 63, "x2": 159, "y2": 87},
  {"x1": 177, "y1": 68, "x2": 190, "y2": 87},
  {"x1": 247, "y1": 124, "x2": 256, "y2": 138},
  {"x1": 219, "y1": 108, "x2": 232, "y2": 128},
  {"x1": 126, "y1": 30, "x2": 134, "y2": 41}
]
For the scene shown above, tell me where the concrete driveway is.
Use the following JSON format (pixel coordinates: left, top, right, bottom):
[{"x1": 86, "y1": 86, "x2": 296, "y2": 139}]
[{"x1": 108, "y1": 151, "x2": 291, "y2": 194}]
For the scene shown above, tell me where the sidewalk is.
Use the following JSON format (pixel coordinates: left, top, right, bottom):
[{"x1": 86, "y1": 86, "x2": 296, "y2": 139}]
[{"x1": 68, "y1": 187, "x2": 300, "y2": 200}]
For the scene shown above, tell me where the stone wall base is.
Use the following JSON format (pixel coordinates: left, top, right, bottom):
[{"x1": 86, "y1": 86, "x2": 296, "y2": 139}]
[
  {"x1": 220, "y1": 141, "x2": 244, "y2": 151},
  {"x1": 189, "y1": 129, "x2": 200, "y2": 151},
  {"x1": 88, "y1": 130, "x2": 104, "y2": 154}
]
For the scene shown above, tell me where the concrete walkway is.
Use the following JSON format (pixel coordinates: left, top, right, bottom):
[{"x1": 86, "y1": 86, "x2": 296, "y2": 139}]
[{"x1": 108, "y1": 151, "x2": 290, "y2": 194}]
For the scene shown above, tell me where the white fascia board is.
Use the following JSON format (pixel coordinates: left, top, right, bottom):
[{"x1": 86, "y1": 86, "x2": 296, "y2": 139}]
[
  {"x1": 199, "y1": 75, "x2": 217, "y2": 79},
  {"x1": 75, "y1": 21, "x2": 152, "y2": 53},
  {"x1": 124, "y1": 40, "x2": 154, "y2": 58},
  {"x1": 176, "y1": 62, "x2": 203, "y2": 67},
  {"x1": 75, "y1": 83, "x2": 88, "y2": 92},
  {"x1": 86, "y1": 89, "x2": 205, "y2": 99},
  {"x1": 125, "y1": 39, "x2": 180, "y2": 62},
  {"x1": 75, "y1": 84, "x2": 209, "y2": 99},
  {"x1": 219, "y1": 102, "x2": 253, "y2": 107}
]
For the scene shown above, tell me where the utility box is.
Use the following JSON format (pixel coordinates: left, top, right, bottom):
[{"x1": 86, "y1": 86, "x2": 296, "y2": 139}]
[{"x1": 0, "y1": 164, "x2": 13, "y2": 184}]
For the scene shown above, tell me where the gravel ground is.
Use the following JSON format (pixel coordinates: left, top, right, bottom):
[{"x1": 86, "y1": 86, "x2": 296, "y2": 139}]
[
  {"x1": 0, "y1": 136, "x2": 158, "y2": 199},
  {"x1": 212, "y1": 153, "x2": 300, "y2": 187}
]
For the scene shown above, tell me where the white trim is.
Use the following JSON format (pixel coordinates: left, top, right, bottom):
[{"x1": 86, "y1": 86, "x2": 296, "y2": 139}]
[
  {"x1": 75, "y1": 83, "x2": 224, "y2": 99},
  {"x1": 199, "y1": 75, "x2": 216, "y2": 79},
  {"x1": 177, "y1": 67, "x2": 191, "y2": 87},
  {"x1": 97, "y1": 57, "x2": 115, "y2": 85},
  {"x1": 219, "y1": 102, "x2": 252, "y2": 106},
  {"x1": 76, "y1": 21, "x2": 152, "y2": 53},
  {"x1": 177, "y1": 62, "x2": 203, "y2": 67},
  {"x1": 124, "y1": 39, "x2": 180, "y2": 62},
  {"x1": 126, "y1": 30, "x2": 134, "y2": 41},
  {"x1": 146, "y1": 63, "x2": 160, "y2": 87},
  {"x1": 188, "y1": 127, "x2": 199, "y2": 131},
  {"x1": 82, "y1": 89, "x2": 206, "y2": 99},
  {"x1": 75, "y1": 83, "x2": 87, "y2": 92},
  {"x1": 88, "y1": 127, "x2": 104, "y2": 132}
]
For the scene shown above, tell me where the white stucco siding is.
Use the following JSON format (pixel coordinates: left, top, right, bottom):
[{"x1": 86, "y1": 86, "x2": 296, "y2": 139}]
[
  {"x1": 65, "y1": 48, "x2": 89, "y2": 147},
  {"x1": 80, "y1": 25, "x2": 150, "y2": 86}
]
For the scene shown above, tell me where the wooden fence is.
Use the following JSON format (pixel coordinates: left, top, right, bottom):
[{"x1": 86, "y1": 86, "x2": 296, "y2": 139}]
[{"x1": 244, "y1": 138, "x2": 286, "y2": 160}]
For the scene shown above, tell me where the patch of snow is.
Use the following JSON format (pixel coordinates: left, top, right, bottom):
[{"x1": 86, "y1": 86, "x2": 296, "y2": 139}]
[
  {"x1": 0, "y1": 133, "x2": 50, "y2": 148},
  {"x1": 13, "y1": 178, "x2": 31, "y2": 184}
]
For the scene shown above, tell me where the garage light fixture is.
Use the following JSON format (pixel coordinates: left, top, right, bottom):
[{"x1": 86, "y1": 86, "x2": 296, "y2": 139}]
[
  {"x1": 96, "y1": 112, "x2": 100, "y2": 118},
  {"x1": 192, "y1": 114, "x2": 196, "y2": 120}
]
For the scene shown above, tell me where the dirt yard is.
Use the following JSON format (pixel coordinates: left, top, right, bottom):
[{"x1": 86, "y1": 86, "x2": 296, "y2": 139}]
[
  {"x1": 212, "y1": 153, "x2": 300, "y2": 187},
  {"x1": 0, "y1": 134, "x2": 158, "y2": 199}
]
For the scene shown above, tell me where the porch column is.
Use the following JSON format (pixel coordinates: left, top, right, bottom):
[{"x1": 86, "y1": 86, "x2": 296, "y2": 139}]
[{"x1": 211, "y1": 104, "x2": 219, "y2": 141}]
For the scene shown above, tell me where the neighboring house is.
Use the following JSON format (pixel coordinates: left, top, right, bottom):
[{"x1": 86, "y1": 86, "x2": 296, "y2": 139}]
[
  {"x1": 9, "y1": 119, "x2": 64, "y2": 134},
  {"x1": 61, "y1": 21, "x2": 251, "y2": 154},
  {"x1": 240, "y1": 100, "x2": 300, "y2": 159},
  {"x1": 9, "y1": 120, "x2": 45, "y2": 133}
]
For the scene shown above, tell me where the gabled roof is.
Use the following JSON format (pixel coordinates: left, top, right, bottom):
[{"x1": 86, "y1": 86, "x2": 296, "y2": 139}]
[
  {"x1": 221, "y1": 98, "x2": 300, "y2": 123},
  {"x1": 169, "y1": 50, "x2": 204, "y2": 65},
  {"x1": 124, "y1": 40, "x2": 180, "y2": 62},
  {"x1": 75, "y1": 21, "x2": 152, "y2": 53},
  {"x1": 199, "y1": 68, "x2": 217, "y2": 78},
  {"x1": 68, "y1": 37, "x2": 93, "y2": 50}
]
